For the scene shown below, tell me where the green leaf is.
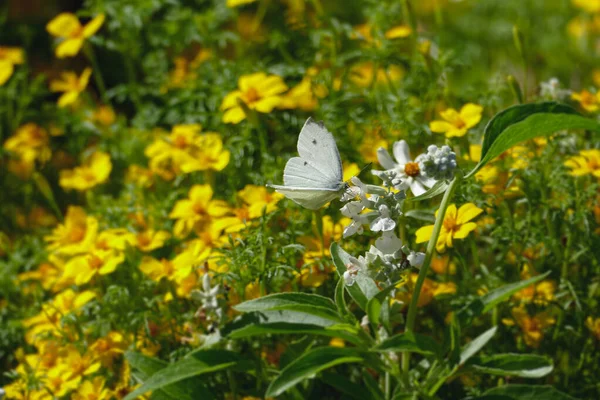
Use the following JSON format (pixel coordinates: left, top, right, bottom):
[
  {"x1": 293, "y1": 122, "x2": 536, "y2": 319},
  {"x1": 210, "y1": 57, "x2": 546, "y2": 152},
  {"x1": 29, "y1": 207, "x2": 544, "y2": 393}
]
[
  {"x1": 321, "y1": 372, "x2": 380, "y2": 400},
  {"x1": 373, "y1": 331, "x2": 441, "y2": 357},
  {"x1": 466, "y1": 102, "x2": 600, "y2": 178},
  {"x1": 460, "y1": 326, "x2": 497, "y2": 365},
  {"x1": 403, "y1": 209, "x2": 435, "y2": 222},
  {"x1": 233, "y1": 292, "x2": 342, "y2": 322},
  {"x1": 123, "y1": 350, "x2": 241, "y2": 400},
  {"x1": 458, "y1": 272, "x2": 551, "y2": 326},
  {"x1": 334, "y1": 277, "x2": 351, "y2": 319},
  {"x1": 227, "y1": 322, "x2": 365, "y2": 345},
  {"x1": 125, "y1": 351, "x2": 214, "y2": 400},
  {"x1": 469, "y1": 353, "x2": 553, "y2": 378},
  {"x1": 481, "y1": 385, "x2": 579, "y2": 400},
  {"x1": 265, "y1": 347, "x2": 364, "y2": 397},
  {"x1": 331, "y1": 243, "x2": 380, "y2": 311},
  {"x1": 367, "y1": 296, "x2": 382, "y2": 326},
  {"x1": 409, "y1": 180, "x2": 449, "y2": 202}
]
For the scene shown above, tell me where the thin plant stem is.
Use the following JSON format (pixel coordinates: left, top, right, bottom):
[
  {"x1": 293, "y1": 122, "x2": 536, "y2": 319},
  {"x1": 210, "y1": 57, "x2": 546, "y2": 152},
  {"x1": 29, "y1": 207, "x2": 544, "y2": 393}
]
[
  {"x1": 402, "y1": 171, "x2": 463, "y2": 373},
  {"x1": 83, "y1": 44, "x2": 109, "y2": 104}
]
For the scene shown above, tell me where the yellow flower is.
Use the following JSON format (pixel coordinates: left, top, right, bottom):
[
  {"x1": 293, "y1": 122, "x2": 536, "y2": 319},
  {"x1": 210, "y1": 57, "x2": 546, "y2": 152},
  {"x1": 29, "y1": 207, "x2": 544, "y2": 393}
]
[
  {"x1": 45, "y1": 206, "x2": 98, "y2": 255},
  {"x1": 278, "y1": 78, "x2": 319, "y2": 111},
  {"x1": 586, "y1": 316, "x2": 600, "y2": 340},
  {"x1": 135, "y1": 229, "x2": 171, "y2": 252},
  {"x1": 564, "y1": 149, "x2": 600, "y2": 177},
  {"x1": 237, "y1": 184, "x2": 284, "y2": 219},
  {"x1": 502, "y1": 306, "x2": 555, "y2": 348},
  {"x1": 92, "y1": 105, "x2": 116, "y2": 126},
  {"x1": 145, "y1": 125, "x2": 230, "y2": 178},
  {"x1": 227, "y1": 0, "x2": 258, "y2": 7},
  {"x1": 59, "y1": 345, "x2": 101, "y2": 381},
  {"x1": 63, "y1": 247, "x2": 125, "y2": 285},
  {"x1": 385, "y1": 25, "x2": 412, "y2": 39},
  {"x1": 90, "y1": 331, "x2": 128, "y2": 368},
  {"x1": 571, "y1": 89, "x2": 600, "y2": 112},
  {"x1": 59, "y1": 151, "x2": 112, "y2": 191},
  {"x1": 169, "y1": 184, "x2": 231, "y2": 238},
  {"x1": 50, "y1": 68, "x2": 92, "y2": 107},
  {"x1": 72, "y1": 376, "x2": 112, "y2": 400},
  {"x1": 572, "y1": 0, "x2": 600, "y2": 13},
  {"x1": 140, "y1": 257, "x2": 177, "y2": 282},
  {"x1": 43, "y1": 365, "x2": 82, "y2": 397},
  {"x1": 430, "y1": 103, "x2": 483, "y2": 138},
  {"x1": 3, "y1": 123, "x2": 51, "y2": 178},
  {"x1": 430, "y1": 254, "x2": 456, "y2": 275},
  {"x1": 0, "y1": 46, "x2": 24, "y2": 85},
  {"x1": 46, "y1": 13, "x2": 105, "y2": 58},
  {"x1": 349, "y1": 62, "x2": 404, "y2": 88},
  {"x1": 416, "y1": 203, "x2": 483, "y2": 253},
  {"x1": 220, "y1": 72, "x2": 288, "y2": 124},
  {"x1": 53, "y1": 288, "x2": 96, "y2": 314}
]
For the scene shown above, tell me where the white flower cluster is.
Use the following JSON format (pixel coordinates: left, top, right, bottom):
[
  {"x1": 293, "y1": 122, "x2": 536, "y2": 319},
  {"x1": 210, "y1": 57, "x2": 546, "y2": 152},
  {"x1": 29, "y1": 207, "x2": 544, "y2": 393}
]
[
  {"x1": 339, "y1": 141, "x2": 464, "y2": 286},
  {"x1": 416, "y1": 145, "x2": 457, "y2": 181},
  {"x1": 540, "y1": 77, "x2": 571, "y2": 101}
]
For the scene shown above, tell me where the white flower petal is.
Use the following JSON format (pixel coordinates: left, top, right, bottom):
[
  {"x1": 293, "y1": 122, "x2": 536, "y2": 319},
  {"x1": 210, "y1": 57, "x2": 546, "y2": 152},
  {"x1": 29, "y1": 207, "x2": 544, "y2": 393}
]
[
  {"x1": 376, "y1": 147, "x2": 397, "y2": 170},
  {"x1": 393, "y1": 140, "x2": 412, "y2": 164}
]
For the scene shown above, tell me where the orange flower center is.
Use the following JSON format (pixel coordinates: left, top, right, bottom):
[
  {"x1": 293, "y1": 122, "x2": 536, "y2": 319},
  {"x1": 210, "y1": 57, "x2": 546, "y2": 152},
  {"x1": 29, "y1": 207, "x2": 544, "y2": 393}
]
[
  {"x1": 192, "y1": 202, "x2": 207, "y2": 216},
  {"x1": 443, "y1": 216, "x2": 458, "y2": 232},
  {"x1": 245, "y1": 87, "x2": 261, "y2": 103},
  {"x1": 173, "y1": 135, "x2": 188, "y2": 149},
  {"x1": 69, "y1": 226, "x2": 86, "y2": 242},
  {"x1": 137, "y1": 233, "x2": 151, "y2": 247},
  {"x1": 454, "y1": 118, "x2": 466, "y2": 129},
  {"x1": 88, "y1": 255, "x2": 104, "y2": 270},
  {"x1": 404, "y1": 162, "x2": 420, "y2": 177}
]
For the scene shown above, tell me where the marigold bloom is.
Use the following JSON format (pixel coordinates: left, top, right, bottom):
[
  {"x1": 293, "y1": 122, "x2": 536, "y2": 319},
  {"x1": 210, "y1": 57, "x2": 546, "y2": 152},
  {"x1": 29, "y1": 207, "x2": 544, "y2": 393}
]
[
  {"x1": 385, "y1": 25, "x2": 412, "y2": 39},
  {"x1": 430, "y1": 103, "x2": 483, "y2": 138},
  {"x1": 0, "y1": 46, "x2": 24, "y2": 85},
  {"x1": 72, "y1": 376, "x2": 112, "y2": 400},
  {"x1": 169, "y1": 184, "x2": 231, "y2": 238},
  {"x1": 59, "y1": 151, "x2": 112, "y2": 191},
  {"x1": 502, "y1": 306, "x2": 556, "y2": 348},
  {"x1": 349, "y1": 62, "x2": 404, "y2": 88},
  {"x1": 46, "y1": 13, "x2": 105, "y2": 58},
  {"x1": 220, "y1": 72, "x2": 288, "y2": 124},
  {"x1": 571, "y1": 89, "x2": 600, "y2": 112},
  {"x1": 394, "y1": 274, "x2": 456, "y2": 308},
  {"x1": 416, "y1": 203, "x2": 483, "y2": 253},
  {"x1": 279, "y1": 78, "x2": 319, "y2": 111},
  {"x1": 135, "y1": 229, "x2": 171, "y2": 252},
  {"x1": 90, "y1": 332, "x2": 128, "y2": 368},
  {"x1": 50, "y1": 68, "x2": 92, "y2": 107},
  {"x1": 3, "y1": 123, "x2": 52, "y2": 178},
  {"x1": 63, "y1": 248, "x2": 125, "y2": 285},
  {"x1": 45, "y1": 206, "x2": 98, "y2": 255},
  {"x1": 564, "y1": 149, "x2": 600, "y2": 177}
]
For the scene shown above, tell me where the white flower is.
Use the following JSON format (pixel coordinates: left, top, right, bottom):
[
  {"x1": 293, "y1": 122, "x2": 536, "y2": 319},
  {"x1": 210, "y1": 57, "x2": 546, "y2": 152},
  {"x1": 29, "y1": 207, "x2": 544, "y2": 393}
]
[
  {"x1": 407, "y1": 251, "x2": 425, "y2": 268},
  {"x1": 370, "y1": 204, "x2": 396, "y2": 232},
  {"x1": 372, "y1": 140, "x2": 436, "y2": 196},
  {"x1": 416, "y1": 145, "x2": 457, "y2": 181},
  {"x1": 343, "y1": 256, "x2": 366, "y2": 286},
  {"x1": 341, "y1": 201, "x2": 367, "y2": 238},
  {"x1": 374, "y1": 231, "x2": 403, "y2": 255}
]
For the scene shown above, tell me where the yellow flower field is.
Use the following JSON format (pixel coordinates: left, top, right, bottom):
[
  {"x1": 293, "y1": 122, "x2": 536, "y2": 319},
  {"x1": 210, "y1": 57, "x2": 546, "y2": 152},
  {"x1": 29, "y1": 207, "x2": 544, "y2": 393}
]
[{"x1": 1, "y1": 1, "x2": 600, "y2": 399}]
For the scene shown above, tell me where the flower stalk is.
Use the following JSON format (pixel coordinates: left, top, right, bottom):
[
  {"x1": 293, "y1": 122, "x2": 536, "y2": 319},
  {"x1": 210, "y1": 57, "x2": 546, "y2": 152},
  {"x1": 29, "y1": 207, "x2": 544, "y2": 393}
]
[{"x1": 402, "y1": 170, "x2": 463, "y2": 373}]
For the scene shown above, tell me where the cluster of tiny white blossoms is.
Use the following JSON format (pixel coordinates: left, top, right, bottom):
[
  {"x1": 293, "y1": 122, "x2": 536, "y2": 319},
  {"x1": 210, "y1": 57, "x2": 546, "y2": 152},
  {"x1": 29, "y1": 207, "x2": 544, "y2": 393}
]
[{"x1": 340, "y1": 140, "x2": 457, "y2": 287}]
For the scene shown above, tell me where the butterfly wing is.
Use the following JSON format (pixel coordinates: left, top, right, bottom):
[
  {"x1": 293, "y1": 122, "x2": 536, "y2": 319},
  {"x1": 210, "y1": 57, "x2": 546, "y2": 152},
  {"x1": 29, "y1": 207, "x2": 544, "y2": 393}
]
[
  {"x1": 295, "y1": 117, "x2": 343, "y2": 185},
  {"x1": 268, "y1": 185, "x2": 342, "y2": 210}
]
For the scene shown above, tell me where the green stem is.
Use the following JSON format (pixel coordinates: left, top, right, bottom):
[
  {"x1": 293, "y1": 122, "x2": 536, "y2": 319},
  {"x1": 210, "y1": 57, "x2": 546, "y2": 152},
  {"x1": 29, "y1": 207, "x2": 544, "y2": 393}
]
[
  {"x1": 402, "y1": 172, "x2": 463, "y2": 373},
  {"x1": 83, "y1": 44, "x2": 109, "y2": 104}
]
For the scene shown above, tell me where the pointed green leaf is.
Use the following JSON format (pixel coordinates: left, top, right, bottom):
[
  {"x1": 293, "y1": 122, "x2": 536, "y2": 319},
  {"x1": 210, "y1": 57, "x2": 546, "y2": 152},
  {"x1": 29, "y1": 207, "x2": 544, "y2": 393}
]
[
  {"x1": 233, "y1": 292, "x2": 342, "y2": 322},
  {"x1": 481, "y1": 385, "x2": 579, "y2": 400},
  {"x1": 409, "y1": 180, "x2": 449, "y2": 202},
  {"x1": 469, "y1": 353, "x2": 553, "y2": 378},
  {"x1": 466, "y1": 102, "x2": 600, "y2": 178},
  {"x1": 227, "y1": 322, "x2": 364, "y2": 345},
  {"x1": 266, "y1": 347, "x2": 364, "y2": 397},
  {"x1": 123, "y1": 350, "x2": 241, "y2": 400},
  {"x1": 460, "y1": 326, "x2": 497, "y2": 365}
]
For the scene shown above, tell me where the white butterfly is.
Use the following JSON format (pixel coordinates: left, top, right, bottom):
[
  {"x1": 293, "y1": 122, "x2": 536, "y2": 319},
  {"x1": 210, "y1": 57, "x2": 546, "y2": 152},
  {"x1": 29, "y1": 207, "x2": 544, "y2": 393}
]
[{"x1": 268, "y1": 117, "x2": 347, "y2": 210}]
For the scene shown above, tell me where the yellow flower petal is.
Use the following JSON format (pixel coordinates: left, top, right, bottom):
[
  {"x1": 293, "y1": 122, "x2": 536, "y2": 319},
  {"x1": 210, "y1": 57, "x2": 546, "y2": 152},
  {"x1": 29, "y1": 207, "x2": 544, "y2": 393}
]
[
  {"x1": 46, "y1": 13, "x2": 82, "y2": 38},
  {"x1": 82, "y1": 14, "x2": 105, "y2": 37},
  {"x1": 460, "y1": 103, "x2": 483, "y2": 128},
  {"x1": 56, "y1": 38, "x2": 85, "y2": 58},
  {"x1": 0, "y1": 60, "x2": 14, "y2": 86},
  {"x1": 222, "y1": 106, "x2": 246, "y2": 124},
  {"x1": 415, "y1": 225, "x2": 434, "y2": 243},
  {"x1": 452, "y1": 222, "x2": 478, "y2": 239},
  {"x1": 429, "y1": 120, "x2": 455, "y2": 133},
  {"x1": 58, "y1": 91, "x2": 79, "y2": 108},
  {"x1": 456, "y1": 203, "x2": 483, "y2": 225}
]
